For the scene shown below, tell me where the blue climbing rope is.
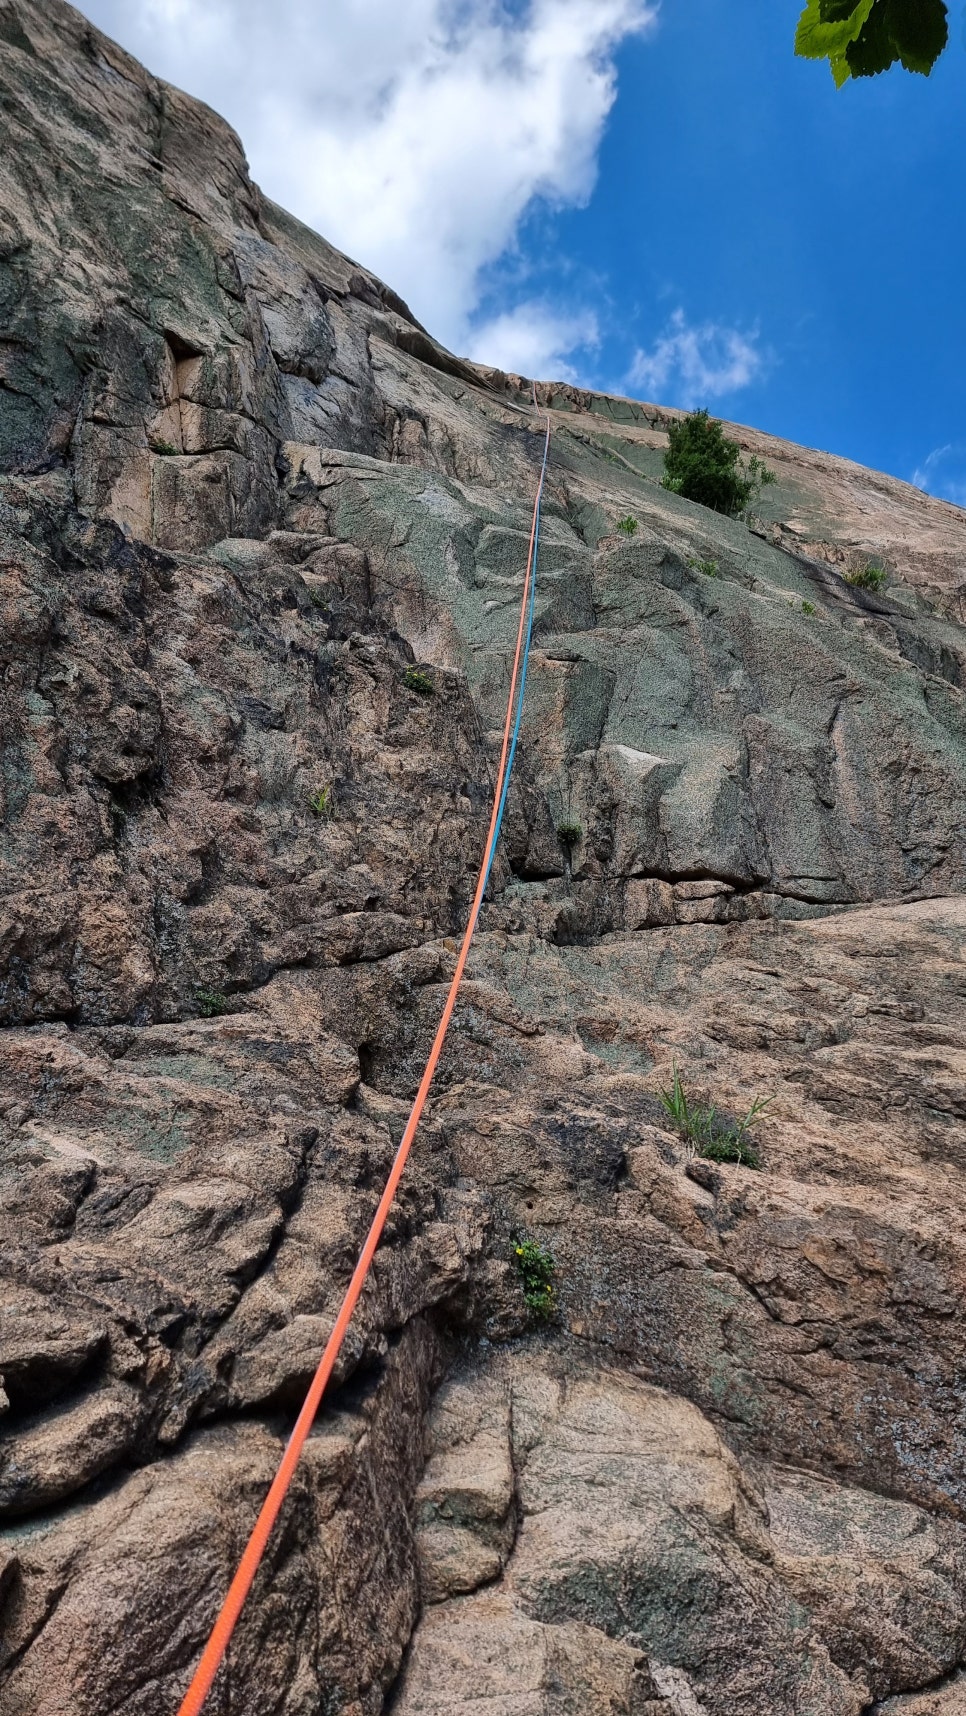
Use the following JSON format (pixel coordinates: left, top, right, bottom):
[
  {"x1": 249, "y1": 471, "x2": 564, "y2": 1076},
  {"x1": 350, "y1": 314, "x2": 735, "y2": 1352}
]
[{"x1": 481, "y1": 413, "x2": 551, "y2": 899}]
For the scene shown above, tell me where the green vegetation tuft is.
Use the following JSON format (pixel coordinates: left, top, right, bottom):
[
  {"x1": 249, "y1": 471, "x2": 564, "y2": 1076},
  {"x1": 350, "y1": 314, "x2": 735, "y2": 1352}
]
[
  {"x1": 557, "y1": 820, "x2": 583, "y2": 847},
  {"x1": 404, "y1": 666, "x2": 435, "y2": 696},
  {"x1": 308, "y1": 784, "x2": 334, "y2": 818},
  {"x1": 801, "y1": 598, "x2": 816, "y2": 616},
  {"x1": 661, "y1": 410, "x2": 776, "y2": 519},
  {"x1": 513, "y1": 1237, "x2": 556, "y2": 1321},
  {"x1": 845, "y1": 561, "x2": 888, "y2": 591},
  {"x1": 659, "y1": 1063, "x2": 769, "y2": 1169},
  {"x1": 688, "y1": 555, "x2": 720, "y2": 578},
  {"x1": 153, "y1": 439, "x2": 178, "y2": 456},
  {"x1": 616, "y1": 515, "x2": 638, "y2": 535},
  {"x1": 196, "y1": 988, "x2": 228, "y2": 1018}
]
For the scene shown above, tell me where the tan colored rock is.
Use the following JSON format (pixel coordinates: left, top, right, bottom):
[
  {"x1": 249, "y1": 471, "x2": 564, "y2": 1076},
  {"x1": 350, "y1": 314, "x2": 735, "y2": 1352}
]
[
  {"x1": 0, "y1": 1383, "x2": 143, "y2": 1516},
  {"x1": 877, "y1": 1677, "x2": 966, "y2": 1716},
  {"x1": 402, "y1": 1347, "x2": 966, "y2": 1714},
  {"x1": 763, "y1": 1462, "x2": 966, "y2": 1703},
  {"x1": 0, "y1": 1283, "x2": 106, "y2": 1413},
  {"x1": 0, "y1": 1324, "x2": 439, "y2": 1716},
  {"x1": 393, "y1": 1591, "x2": 674, "y2": 1715},
  {"x1": 414, "y1": 1372, "x2": 515, "y2": 1601},
  {"x1": 625, "y1": 877, "x2": 675, "y2": 928},
  {"x1": 398, "y1": 1350, "x2": 862, "y2": 1716}
]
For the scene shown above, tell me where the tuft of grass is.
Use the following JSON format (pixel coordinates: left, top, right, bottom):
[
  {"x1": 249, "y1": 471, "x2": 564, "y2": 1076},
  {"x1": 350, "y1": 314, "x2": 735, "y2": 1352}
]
[
  {"x1": 308, "y1": 784, "x2": 334, "y2": 818},
  {"x1": 196, "y1": 988, "x2": 228, "y2": 1018},
  {"x1": 845, "y1": 561, "x2": 887, "y2": 592},
  {"x1": 697, "y1": 1130, "x2": 761, "y2": 1167},
  {"x1": 512, "y1": 1237, "x2": 556, "y2": 1321},
  {"x1": 616, "y1": 515, "x2": 638, "y2": 535},
  {"x1": 153, "y1": 439, "x2": 178, "y2": 456},
  {"x1": 307, "y1": 588, "x2": 331, "y2": 611},
  {"x1": 688, "y1": 555, "x2": 720, "y2": 578},
  {"x1": 557, "y1": 820, "x2": 582, "y2": 847},
  {"x1": 404, "y1": 666, "x2": 435, "y2": 696},
  {"x1": 659, "y1": 1063, "x2": 769, "y2": 1169},
  {"x1": 801, "y1": 598, "x2": 816, "y2": 616}
]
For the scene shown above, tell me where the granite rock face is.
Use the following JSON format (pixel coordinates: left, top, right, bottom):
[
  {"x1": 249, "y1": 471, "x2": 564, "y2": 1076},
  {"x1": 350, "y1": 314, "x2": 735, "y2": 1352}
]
[{"x1": 2, "y1": 3, "x2": 966, "y2": 1713}]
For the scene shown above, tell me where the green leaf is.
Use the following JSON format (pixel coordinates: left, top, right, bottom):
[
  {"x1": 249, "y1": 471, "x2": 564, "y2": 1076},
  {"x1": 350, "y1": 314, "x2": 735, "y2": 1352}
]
[
  {"x1": 887, "y1": 0, "x2": 948, "y2": 73},
  {"x1": 846, "y1": 0, "x2": 900, "y2": 74},
  {"x1": 845, "y1": 0, "x2": 947, "y2": 77},
  {"x1": 795, "y1": 0, "x2": 876, "y2": 61},
  {"x1": 831, "y1": 47, "x2": 854, "y2": 83},
  {"x1": 801, "y1": 0, "x2": 948, "y2": 80},
  {"x1": 820, "y1": 0, "x2": 871, "y2": 67}
]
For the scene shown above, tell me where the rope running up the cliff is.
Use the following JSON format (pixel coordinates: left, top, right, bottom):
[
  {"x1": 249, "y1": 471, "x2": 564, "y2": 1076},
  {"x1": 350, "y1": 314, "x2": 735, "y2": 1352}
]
[{"x1": 172, "y1": 400, "x2": 552, "y2": 1716}]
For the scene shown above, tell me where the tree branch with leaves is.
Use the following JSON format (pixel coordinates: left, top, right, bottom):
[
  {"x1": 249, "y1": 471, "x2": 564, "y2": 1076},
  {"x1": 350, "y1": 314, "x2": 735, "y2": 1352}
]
[{"x1": 795, "y1": 0, "x2": 949, "y2": 85}]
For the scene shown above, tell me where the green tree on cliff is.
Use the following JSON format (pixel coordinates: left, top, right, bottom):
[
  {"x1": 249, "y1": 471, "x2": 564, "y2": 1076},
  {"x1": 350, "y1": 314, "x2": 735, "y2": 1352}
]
[
  {"x1": 661, "y1": 410, "x2": 775, "y2": 519},
  {"x1": 795, "y1": 0, "x2": 949, "y2": 86}
]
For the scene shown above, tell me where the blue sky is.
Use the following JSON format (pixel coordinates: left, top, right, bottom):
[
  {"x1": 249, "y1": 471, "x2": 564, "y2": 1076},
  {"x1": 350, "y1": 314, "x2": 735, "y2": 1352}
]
[
  {"x1": 482, "y1": 2, "x2": 966, "y2": 500},
  {"x1": 81, "y1": 0, "x2": 965, "y2": 501}
]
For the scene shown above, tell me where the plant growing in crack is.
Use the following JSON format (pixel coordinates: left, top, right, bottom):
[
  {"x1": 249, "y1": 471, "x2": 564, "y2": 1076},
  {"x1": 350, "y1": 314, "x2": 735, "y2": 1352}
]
[
  {"x1": 404, "y1": 666, "x2": 435, "y2": 696},
  {"x1": 308, "y1": 784, "x2": 334, "y2": 818},
  {"x1": 512, "y1": 1236, "x2": 557, "y2": 1321},
  {"x1": 616, "y1": 515, "x2": 638, "y2": 535},
  {"x1": 688, "y1": 555, "x2": 720, "y2": 578},
  {"x1": 845, "y1": 561, "x2": 888, "y2": 592},
  {"x1": 557, "y1": 819, "x2": 582, "y2": 849},
  {"x1": 659, "y1": 1063, "x2": 769, "y2": 1168},
  {"x1": 196, "y1": 988, "x2": 228, "y2": 1018}
]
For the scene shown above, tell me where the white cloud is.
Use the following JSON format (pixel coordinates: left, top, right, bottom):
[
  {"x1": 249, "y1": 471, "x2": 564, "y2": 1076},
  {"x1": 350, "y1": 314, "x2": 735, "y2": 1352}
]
[
  {"x1": 76, "y1": 0, "x2": 656, "y2": 351},
  {"x1": 625, "y1": 308, "x2": 764, "y2": 408},
  {"x1": 467, "y1": 302, "x2": 599, "y2": 378},
  {"x1": 911, "y1": 444, "x2": 966, "y2": 508}
]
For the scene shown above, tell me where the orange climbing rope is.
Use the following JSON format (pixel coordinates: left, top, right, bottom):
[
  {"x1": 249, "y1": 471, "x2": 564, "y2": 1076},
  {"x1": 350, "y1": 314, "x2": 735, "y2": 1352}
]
[{"x1": 174, "y1": 406, "x2": 551, "y2": 1716}]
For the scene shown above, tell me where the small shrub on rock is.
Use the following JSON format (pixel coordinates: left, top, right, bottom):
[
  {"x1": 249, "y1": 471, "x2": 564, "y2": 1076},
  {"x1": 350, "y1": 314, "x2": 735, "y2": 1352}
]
[
  {"x1": 404, "y1": 666, "x2": 435, "y2": 696},
  {"x1": 513, "y1": 1237, "x2": 556, "y2": 1321},
  {"x1": 616, "y1": 515, "x2": 638, "y2": 535},
  {"x1": 557, "y1": 820, "x2": 583, "y2": 847},
  {"x1": 846, "y1": 562, "x2": 887, "y2": 591},
  {"x1": 662, "y1": 410, "x2": 775, "y2": 518},
  {"x1": 196, "y1": 988, "x2": 228, "y2": 1018}
]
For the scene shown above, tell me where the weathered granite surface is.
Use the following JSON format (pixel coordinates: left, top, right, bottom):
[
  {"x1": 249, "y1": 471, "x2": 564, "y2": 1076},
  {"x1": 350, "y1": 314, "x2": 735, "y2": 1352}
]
[{"x1": 2, "y1": 3, "x2": 966, "y2": 1713}]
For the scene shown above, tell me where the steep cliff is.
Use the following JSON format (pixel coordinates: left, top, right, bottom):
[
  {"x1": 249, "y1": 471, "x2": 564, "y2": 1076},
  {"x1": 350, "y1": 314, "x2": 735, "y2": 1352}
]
[{"x1": 2, "y1": 4, "x2": 966, "y2": 1714}]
